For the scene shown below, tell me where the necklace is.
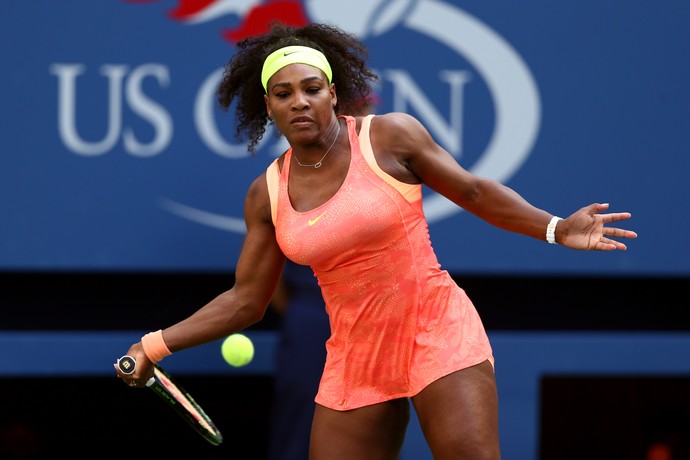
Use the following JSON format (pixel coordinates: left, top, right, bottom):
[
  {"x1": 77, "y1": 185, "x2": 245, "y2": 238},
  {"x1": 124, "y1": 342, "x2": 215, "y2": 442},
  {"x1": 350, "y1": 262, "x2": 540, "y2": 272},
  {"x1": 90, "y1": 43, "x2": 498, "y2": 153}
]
[{"x1": 294, "y1": 121, "x2": 341, "y2": 169}]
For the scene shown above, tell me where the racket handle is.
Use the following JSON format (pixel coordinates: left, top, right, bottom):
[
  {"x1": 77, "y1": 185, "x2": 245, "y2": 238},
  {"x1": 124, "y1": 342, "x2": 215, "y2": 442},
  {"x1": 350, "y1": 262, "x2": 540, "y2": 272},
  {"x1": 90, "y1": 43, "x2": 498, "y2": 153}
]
[
  {"x1": 117, "y1": 355, "x2": 156, "y2": 386},
  {"x1": 117, "y1": 355, "x2": 136, "y2": 375}
]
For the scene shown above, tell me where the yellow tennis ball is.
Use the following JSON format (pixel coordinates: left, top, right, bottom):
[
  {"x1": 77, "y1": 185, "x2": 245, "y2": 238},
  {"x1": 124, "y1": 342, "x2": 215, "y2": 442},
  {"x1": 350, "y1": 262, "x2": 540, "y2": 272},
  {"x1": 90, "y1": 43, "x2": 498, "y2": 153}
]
[{"x1": 221, "y1": 333, "x2": 254, "y2": 367}]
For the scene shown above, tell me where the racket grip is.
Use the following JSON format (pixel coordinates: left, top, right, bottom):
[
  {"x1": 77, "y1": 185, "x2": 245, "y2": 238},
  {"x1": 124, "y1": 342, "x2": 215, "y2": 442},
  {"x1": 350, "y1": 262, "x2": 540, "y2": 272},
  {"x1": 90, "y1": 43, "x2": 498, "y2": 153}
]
[
  {"x1": 117, "y1": 355, "x2": 156, "y2": 386},
  {"x1": 117, "y1": 355, "x2": 136, "y2": 375}
]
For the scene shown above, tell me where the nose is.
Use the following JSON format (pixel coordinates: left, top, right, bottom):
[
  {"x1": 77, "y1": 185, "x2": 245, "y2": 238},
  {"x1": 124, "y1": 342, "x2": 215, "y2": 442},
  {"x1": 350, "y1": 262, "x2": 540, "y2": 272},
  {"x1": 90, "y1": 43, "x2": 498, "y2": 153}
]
[{"x1": 291, "y1": 91, "x2": 309, "y2": 111}]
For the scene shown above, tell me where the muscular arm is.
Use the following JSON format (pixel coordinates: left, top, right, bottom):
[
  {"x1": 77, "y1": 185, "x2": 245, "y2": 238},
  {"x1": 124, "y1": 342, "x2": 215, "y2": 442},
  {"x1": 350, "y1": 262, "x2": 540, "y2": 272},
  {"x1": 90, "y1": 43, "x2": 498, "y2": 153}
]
[
  {"x1": 159, "y1": 173, "x2": 286, "y2": 352},
  {"x1": 370, "y1": 112, "x2": 552, "y2": 241}
]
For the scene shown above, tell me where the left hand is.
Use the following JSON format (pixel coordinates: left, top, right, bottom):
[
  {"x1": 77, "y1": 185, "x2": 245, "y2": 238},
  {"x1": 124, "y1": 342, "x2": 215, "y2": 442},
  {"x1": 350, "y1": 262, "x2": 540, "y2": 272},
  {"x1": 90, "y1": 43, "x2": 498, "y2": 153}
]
[{"x1": 558, "y1": 203, "x2": 637, "y2": 250}]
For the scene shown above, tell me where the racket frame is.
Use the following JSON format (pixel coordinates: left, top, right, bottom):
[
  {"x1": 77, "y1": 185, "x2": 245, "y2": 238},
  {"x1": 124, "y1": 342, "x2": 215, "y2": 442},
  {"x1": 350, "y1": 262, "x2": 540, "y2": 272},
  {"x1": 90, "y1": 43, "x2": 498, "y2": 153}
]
[{"x1": 117, "y1": 355, "x2": 223, "y2": 446}]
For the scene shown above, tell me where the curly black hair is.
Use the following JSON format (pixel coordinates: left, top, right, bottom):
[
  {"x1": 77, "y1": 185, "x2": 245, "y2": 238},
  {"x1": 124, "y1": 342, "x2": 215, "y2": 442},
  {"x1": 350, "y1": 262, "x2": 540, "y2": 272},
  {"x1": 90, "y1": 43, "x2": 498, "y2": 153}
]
[{"x1": 216, "y1": 22, "x2": 379, "y2": 154}]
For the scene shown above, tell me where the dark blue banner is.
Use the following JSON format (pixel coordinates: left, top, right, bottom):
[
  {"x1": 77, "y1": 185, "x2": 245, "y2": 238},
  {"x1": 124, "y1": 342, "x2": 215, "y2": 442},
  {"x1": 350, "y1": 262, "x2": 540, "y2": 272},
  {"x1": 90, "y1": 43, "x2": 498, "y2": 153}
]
[{"x1": 1, "y1": 1, "x2": 687, "y2": 274}]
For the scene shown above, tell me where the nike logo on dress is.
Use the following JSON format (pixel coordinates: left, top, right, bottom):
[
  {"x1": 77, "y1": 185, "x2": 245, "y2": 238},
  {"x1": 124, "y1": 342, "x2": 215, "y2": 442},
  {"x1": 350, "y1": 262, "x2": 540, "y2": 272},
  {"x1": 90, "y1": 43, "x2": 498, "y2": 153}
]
[{"x1": 308, "y1": 212, "x2": 326, "y2": 226}]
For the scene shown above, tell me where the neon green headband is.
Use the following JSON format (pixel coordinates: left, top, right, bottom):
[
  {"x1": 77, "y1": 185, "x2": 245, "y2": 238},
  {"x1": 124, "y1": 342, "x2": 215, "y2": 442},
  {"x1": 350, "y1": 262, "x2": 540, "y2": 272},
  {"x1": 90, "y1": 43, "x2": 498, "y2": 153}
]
[{"x1": 261, "y1": 45, "x2": 332, "y2": 93}]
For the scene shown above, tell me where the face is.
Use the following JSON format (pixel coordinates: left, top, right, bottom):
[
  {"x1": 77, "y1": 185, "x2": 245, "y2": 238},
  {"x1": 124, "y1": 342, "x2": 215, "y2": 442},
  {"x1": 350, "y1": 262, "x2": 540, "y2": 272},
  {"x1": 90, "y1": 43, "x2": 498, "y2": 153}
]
[{"x1": 264, "y1": 63, "x2": 337, "y2": 145}]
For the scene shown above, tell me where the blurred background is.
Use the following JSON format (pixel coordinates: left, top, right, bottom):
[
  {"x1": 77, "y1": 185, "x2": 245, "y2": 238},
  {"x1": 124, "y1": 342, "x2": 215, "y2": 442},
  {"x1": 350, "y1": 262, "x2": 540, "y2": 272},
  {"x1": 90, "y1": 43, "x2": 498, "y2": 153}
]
[{"x1": 1, "y1": 1, "x2": 688, "y2": 458}]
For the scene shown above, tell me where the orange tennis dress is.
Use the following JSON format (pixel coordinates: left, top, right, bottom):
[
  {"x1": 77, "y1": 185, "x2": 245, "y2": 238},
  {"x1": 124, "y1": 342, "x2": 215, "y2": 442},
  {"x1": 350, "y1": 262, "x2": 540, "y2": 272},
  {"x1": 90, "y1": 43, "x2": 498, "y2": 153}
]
[{"x1": 266, "y1": 115, "x2": 493, "y2": 411}]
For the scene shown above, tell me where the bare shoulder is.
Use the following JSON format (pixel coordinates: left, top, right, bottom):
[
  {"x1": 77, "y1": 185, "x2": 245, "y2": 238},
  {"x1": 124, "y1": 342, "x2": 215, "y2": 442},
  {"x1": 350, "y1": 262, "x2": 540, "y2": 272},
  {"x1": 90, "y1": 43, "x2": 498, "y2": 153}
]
[
  {"x1": 245, "y1": 171, "x2": 273, "y2": 225},
  {"x1": 370, "y1": 112, "x2": 426, "y2": 133},
  {"x1": 371, "y1": 112, "x2": 434, "y2": 145},
  {"x1": 247, "y1": 172, "x2": 267, "y2": 197},
  {"x1": 369, "y1": 112, "x2": 436, "y2": 164},
  {"x1": 364, "y1": 112, "x2": 434, "y2": 183},
  {"x1": 247, "y1": 155, "x2": 284, "y2": 200}
]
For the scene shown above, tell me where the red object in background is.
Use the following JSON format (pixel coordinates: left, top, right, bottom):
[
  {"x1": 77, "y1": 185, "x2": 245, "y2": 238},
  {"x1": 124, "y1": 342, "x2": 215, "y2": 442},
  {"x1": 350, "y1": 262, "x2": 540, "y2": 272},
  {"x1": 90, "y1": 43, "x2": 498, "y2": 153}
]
[
  {"x1": 222, "y1": 1, "x2": 308, "y2": 43},
  {"x1": 123, "y1": 0, "x2": 310, "y2": 44},
  {"x1": 167, "y1": 0, "x2": 217, "y2": 20}
]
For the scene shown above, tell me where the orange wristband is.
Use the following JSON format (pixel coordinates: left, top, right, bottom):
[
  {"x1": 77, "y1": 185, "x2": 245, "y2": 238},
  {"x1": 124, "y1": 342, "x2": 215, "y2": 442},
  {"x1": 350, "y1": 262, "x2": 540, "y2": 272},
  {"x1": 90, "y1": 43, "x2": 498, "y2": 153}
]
[{"x1": 141, "y1": 330, "x2": 172, "y2": 363}]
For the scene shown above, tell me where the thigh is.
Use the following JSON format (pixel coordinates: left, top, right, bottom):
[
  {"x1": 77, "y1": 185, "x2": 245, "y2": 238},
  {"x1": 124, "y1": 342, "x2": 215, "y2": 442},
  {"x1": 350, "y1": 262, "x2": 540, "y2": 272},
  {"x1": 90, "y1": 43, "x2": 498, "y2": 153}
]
[
  {"x1": 411, "y1": 360, "x2": 501, "y2": 460},
  {"x1": 310, "y1": 398, "x2": 410, "y2": 460}
]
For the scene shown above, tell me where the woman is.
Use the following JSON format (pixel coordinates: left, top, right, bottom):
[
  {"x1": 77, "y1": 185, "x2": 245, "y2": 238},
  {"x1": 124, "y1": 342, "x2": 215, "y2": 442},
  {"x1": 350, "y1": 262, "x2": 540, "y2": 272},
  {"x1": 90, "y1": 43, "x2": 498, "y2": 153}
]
[{"x1": 115, "y1": 23, "x2": 636, "y2": 459}]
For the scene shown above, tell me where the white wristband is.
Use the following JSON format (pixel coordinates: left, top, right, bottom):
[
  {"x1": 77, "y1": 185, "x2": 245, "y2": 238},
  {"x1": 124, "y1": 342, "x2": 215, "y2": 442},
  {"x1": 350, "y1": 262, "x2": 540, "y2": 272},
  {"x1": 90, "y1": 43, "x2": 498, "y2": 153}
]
[{"x1": 546, "y1": 216, "x2": 562, "y2": 244}]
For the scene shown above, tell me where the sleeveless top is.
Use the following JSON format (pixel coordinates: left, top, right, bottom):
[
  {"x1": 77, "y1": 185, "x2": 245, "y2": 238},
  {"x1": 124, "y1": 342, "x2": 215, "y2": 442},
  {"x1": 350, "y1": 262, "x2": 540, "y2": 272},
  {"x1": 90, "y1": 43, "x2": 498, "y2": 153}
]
[{"x1": 265, "y1": 114, "x2": 493, "y2": 410}]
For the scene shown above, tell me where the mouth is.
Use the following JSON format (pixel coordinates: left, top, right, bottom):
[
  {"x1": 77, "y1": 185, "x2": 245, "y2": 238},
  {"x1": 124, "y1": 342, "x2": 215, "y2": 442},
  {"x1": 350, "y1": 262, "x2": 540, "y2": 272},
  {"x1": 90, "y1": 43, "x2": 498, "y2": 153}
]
[{"x1": 290, "y1": 116, "x2": 313, "y2": 126}]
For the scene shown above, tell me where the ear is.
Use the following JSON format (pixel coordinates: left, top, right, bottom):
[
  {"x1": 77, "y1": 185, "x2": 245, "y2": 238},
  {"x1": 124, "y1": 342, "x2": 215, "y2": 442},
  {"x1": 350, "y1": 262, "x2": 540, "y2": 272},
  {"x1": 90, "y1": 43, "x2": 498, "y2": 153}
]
[
  {"x1": 330, "y1": 83, "x2": 337, "y2": 107},
  {"x1": 264, "y1": 94, "x2": 272, "y2": 118}
]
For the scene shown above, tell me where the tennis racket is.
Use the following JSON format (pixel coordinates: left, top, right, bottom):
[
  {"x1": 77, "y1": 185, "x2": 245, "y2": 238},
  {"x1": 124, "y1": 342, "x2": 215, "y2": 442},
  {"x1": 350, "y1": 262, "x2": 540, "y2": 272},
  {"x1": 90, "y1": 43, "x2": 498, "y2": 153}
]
[{"x1": 117, "y1": 355, "x2": 223, "y2": 446}]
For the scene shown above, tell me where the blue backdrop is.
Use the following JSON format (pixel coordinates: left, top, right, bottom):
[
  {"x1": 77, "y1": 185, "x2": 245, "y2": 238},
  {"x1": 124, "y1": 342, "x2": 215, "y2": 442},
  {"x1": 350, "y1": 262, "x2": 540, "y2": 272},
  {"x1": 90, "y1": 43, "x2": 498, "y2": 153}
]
[{"x1": 1, "y1": 1, "x2": 687, "y2": 275}]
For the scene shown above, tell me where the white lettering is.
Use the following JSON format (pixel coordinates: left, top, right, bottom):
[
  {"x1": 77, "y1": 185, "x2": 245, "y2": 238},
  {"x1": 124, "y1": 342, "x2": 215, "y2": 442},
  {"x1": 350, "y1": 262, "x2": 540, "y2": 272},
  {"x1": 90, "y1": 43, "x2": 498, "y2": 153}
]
[
  {"x1": 123, "y1": 64, "x2": 173, "y2": 157},
  {"x1": 51, "y1": 64, "x2": 173, "y2": 157},
  {"x1": 383, "y1": 69, "x2": 470, "y2": 156},
  {"x1": 195, "y1": 68, "x2": 274, "y2": 158},
  {"x1": 51, "y1": 64, "x2": 126, "y2": 156}
]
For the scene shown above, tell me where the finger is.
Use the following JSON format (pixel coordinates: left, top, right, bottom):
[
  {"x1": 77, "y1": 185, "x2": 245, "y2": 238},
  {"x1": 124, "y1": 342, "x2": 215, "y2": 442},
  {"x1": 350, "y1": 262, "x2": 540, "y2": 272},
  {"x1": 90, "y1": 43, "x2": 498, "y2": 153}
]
[
  {"x1": 596, "y1": 237, "x2": 627, "y2": 251},
  {"x1": 603, "y1": 227, "x2": 638, "y2": 239},
  {"x1": 115, "y1": 362, "x2": 140, "y2": 386},
  {"x1": 600, "y1": 212, "x2": 632, "y2": 223},
  {"x1": 594, "y1": 202, "x2": 610, "y2": 213},
  {"x1": 113, "y1": 362, "x2": 130, "y2": 379},
  {"x1": 582, "y1": 202, "x2": 605, "y2": 216}
]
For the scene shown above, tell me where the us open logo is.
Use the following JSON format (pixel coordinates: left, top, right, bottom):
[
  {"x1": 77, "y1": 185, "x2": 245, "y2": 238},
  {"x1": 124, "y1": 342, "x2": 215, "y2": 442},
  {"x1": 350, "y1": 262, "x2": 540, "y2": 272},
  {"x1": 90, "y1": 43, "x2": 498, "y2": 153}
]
[
  {"x1": 158, "y1": 0, "x2": 540, "y2": 231},
  {"x1": 52, "y1": 0, "x2": 539, "y2": 234}
]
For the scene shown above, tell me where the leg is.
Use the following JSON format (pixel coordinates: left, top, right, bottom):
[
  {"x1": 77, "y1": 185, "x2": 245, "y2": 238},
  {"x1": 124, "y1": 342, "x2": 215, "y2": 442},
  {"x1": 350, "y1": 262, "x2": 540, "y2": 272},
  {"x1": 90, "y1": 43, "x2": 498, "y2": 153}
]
[
  {"x1": 411, "y1": 360, "x2": 501, "y2": 460},
  {"x1": 310, "y1": 398, "x2": 410, "y2": 460}
]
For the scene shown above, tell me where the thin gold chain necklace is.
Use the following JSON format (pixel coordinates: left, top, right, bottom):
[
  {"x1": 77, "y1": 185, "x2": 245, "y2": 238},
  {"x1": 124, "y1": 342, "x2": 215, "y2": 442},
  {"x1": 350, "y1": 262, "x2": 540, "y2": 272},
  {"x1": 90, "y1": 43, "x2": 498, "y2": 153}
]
[{"x1": 294, "y1": 121, "x2": 341, "y2": 169}]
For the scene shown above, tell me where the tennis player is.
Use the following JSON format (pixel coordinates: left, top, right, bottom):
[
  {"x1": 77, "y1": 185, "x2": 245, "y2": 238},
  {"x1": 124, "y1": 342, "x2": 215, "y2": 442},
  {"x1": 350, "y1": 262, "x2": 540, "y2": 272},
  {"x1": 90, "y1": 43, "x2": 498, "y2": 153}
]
[{"x1": 116, "y1": 23, "x2": 637, "y2": 459}]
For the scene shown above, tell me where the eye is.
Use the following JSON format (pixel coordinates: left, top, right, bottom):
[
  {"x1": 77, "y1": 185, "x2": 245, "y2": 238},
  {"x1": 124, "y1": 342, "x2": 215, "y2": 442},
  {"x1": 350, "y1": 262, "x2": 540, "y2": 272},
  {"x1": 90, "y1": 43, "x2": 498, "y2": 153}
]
[{"x1": 306, "y1": 86, "x2": 321, "y2": 95}]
